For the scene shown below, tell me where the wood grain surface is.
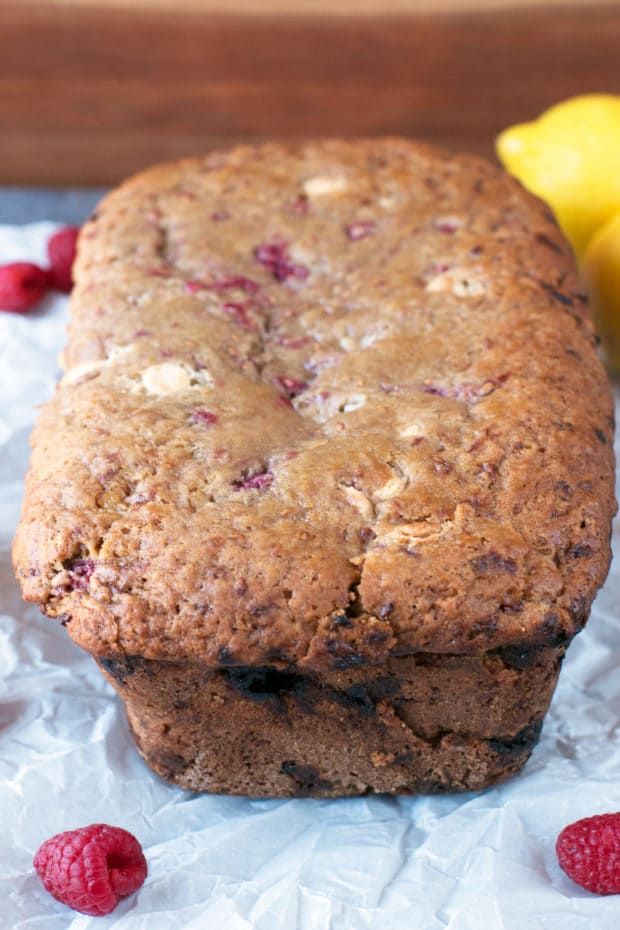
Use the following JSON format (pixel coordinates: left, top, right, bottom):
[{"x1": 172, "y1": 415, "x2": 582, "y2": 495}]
[
  {"x1": 1, "y1": 1, "x2": 619, "y2": 185},
  {"x1": 42, "y1": 0, "x2": 620, "y2": 13}
]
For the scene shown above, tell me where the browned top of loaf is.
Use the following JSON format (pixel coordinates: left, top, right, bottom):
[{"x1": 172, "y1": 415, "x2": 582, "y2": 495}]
[{"x1": 13, "y1": 139, "x2": 616, "y2": 669}]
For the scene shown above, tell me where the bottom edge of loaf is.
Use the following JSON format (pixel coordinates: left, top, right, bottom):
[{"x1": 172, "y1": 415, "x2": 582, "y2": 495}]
[
  {"x1": 128, "y1": 717, "x2": 544, "y2": 798},
  {"x1": 95, "y1": 644, "x2": 564, "y2": 798}
]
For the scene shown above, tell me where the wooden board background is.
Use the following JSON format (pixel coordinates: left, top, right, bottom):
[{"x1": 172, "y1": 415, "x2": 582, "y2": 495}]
[
  {"x1": 41, "y1": 0, "x2": 620, "y2": 14},
  {"x1": 0, "y1": 0, "x2": 619, "y2": 185}
]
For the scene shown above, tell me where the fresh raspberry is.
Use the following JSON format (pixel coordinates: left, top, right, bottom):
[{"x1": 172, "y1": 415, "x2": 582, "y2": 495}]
[
  {"x1": 0, "y1": 262, "x2": 48, "y2": 313},
  {"x1": 556, "y1": 813, "x2": 620, "y2": 895},
  {"x1": 33, "y1": 823, "x2": 147, "y2": 916},
  {"x1": 47, "y1": 225, "x2": 80, "y2": 293}
]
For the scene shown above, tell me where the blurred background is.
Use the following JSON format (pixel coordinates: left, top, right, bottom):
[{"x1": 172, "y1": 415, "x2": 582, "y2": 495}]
[{"x1": 0, "y1": 0, "x2": 619, "y2": 220}]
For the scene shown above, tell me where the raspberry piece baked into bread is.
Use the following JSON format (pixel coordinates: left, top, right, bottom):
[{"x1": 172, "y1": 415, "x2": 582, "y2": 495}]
[{"x1": 13, "y1": 140, "x2": 616, "y2": 796}]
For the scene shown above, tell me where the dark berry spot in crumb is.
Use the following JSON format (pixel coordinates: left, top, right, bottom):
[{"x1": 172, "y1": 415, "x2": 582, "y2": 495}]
[
  {"x1": 254, "y1": 241, "x2": 309, "y2": 283},
  {"x1": 211, "y1": 210, "x2": 230, "y2": 222},
  {"x1": 422, "y1": 383, "x2": 451, "y2": 398},
  {"x1": 152, "y1": 751, "x2": 188, "y2": 773},
  {"x1": 549, "y1": 290, "x2": 574, "y2": 306},
  {"x1": 535, "y1": 231, "x2": 564, "y2": 254},
  {"x1": 217, "y1": 646, "x2": 235, "y2": 665},
  {"x1": 276, "y1": 335, "x2": 313, "y2": 350},
  {"x1": 273, "y1": 376, "x2": 307, "y2": 399},
  {"x1": 63, "y1": 558, "x2": 95, "y2": 591},
  {"x1": 555, "y1": 480, "x2": 572, "y2": 500},
  {"x1": 569, "y1": 595, "x2": 588, "y2": 625},
  {"x1": 223, "y1": 302, "x2": 254, "y2": 328},
  {"x1": 147, "y1": 264, "x2": 173, "y2": 279},
  {"x1": 538, "y1": 612, "x2": 569, "y2": 647},
  {"x1": 421, "y1": 374, "x2": 508, "y2": 403},
  {"x1": 540, "y1": 281, "x2": 574, "y2": 306},
  {"x1": 205, "y1": 275, "x2": 260, "y2": 295},
  {"x1": 345, "y1": 220, "x2": 376, "y2": 241},
  {"x1": 568, "y1": 544, "x2": 594, "y2": 559},
  {"x1": 594, "y1": 428, "x2": 607, "y2": 444},
  {"x1": 323, "y1": 638, "x2": 367, "y2": 669},
  {"x1": 280, "y1": 761, "x2": 333, "y2": 793},
  {"x1": 225, "y1": 666, "x2": 305, "y2": 703},
  {"x1": 434, "y1": 457, "x2": 453, "y2": 475},
  {"x1": 191, "y1": 409, "x2": 218, "y2": 428},
  {"x1": 290, "y1": 195, "x2": 310, "y2": 215},
  {"x1": 249, "y1": 601, "x2": 275, "y2": 617},
  {"x1": 427, "y1": 261, "x2": 450, "y2": 277},
  {"x1": 177, "y1": 187, "x2": 198, "y2": 201},
  {"x1": 495, "y1": 642, "x2": 537, "y2": 669},
  {"x1": 470, "y1": 551, "x2": 517, "y2": 574},
  {"x1": 488, "y1": 721, "x2": 543, "y2": 759},
  {"x1": 232, "y1": 471, "x2": 273, "y2": 491},
  {"x1": 360, "y1": 526, "x2": 377, "y2": 542},
  {"x1": 499, "y1": 601, "x2": 524, "y2": 614},
  {"x1": 331, "y1": 613, "x2": 353, "y2": 628},
  {"x1": 329, "y1": 683, "x2": 377, "y2": 717},
  {"x1": 97, "y1": 655, "x2": 149, "y2": 686},
  {"x1": 434, "y1": 219, "x2": 460, "y2": 234}
]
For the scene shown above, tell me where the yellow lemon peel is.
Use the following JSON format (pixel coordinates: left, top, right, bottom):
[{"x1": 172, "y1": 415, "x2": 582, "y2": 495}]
[
  {"x1": 496, "y1": 94, "x2": 620, "y2": 259},
  {"x1": 582, "y1": 210, "x2": 620, "y2": 372}
]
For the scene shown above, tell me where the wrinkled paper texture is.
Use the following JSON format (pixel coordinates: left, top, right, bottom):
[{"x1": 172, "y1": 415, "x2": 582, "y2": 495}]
[{"x1": 0, "y1": 224, "x2": 619, "y2": 929}]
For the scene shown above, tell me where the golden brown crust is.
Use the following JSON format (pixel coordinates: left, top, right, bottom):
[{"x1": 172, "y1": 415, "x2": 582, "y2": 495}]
[{"x1": 13, "y1": 138, "x2": 616, "y2": 670}]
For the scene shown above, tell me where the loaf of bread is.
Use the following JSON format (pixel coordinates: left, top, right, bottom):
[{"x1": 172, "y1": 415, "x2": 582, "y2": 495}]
[{"x1": 13, "y1": 139, "x2": 616, "y2": 796}]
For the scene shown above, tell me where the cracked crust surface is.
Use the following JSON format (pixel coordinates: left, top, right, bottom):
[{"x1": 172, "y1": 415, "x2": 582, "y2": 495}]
[{"x1": 13, "y1": 138, "x2": 615, "y2": 675}]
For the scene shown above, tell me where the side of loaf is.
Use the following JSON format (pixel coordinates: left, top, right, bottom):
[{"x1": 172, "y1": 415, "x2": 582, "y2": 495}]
[
  {"x1": 13, "y1": 139, "x2": 616, "y2": 796},
  {"x1": 97, "y1": 646, "x2": 564, "y2": 796}
]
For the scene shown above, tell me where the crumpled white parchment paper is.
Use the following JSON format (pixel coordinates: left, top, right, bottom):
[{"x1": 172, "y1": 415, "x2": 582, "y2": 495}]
[{"x1": 1, "y1": 223, "x2": 619, "y2": 930}]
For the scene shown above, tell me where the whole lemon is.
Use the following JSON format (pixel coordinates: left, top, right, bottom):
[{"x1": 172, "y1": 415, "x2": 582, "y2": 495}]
[
  {"x1": 496, "y1": 94, "x2": 620, "y2": 260},
  {"x1": 582, "y1": 210, "x2": 620, "y2": 372}
]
